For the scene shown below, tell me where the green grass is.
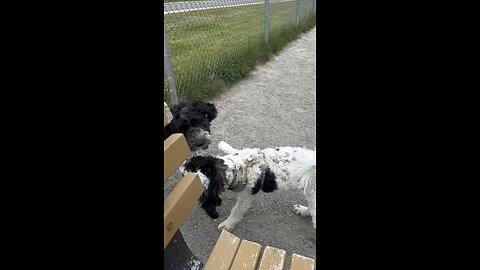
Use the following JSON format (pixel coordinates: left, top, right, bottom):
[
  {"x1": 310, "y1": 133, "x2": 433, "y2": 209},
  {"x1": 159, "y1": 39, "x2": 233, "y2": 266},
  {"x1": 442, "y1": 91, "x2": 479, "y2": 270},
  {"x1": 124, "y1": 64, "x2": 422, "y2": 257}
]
[
  {"x1": 164, "y1": 0, "x2": 261, "y2": 2},
  {"x1": 164, "y1": 1, "x2": 316, "y2": 102}
]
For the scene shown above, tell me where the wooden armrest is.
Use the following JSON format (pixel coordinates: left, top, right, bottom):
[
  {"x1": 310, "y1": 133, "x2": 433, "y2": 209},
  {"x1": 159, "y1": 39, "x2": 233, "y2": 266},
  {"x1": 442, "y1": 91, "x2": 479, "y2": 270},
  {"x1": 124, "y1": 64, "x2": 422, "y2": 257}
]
[
  {"x1": 164, "y1": 173, "x2": 204, "y2": 249},
  {"x1": 164, "y1": 134, "x2": 190, "y2": 182}
]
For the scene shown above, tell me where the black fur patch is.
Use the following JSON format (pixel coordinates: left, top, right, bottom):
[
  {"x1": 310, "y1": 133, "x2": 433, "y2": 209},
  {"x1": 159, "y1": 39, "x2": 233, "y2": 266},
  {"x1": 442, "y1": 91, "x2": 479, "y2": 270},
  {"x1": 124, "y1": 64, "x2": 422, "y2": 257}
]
[
  {"x1": 251, "y1": 177, "x2": 263, "y2": 195},
  {"x1": 183, "y1": 155, "x2": 227, "y2": 219},
  {"x1": 171, "y1": 101, "x2": 217, "y2": 123},
  {"x1": 261, "y1": 167, "x2": 277, "y2": 193},
  {"x1": 251, "y1": 166, "x2": 277, "y2": 194},
  {"x1": 164, "y1": 117, "x2": 190, "y2": 139}
]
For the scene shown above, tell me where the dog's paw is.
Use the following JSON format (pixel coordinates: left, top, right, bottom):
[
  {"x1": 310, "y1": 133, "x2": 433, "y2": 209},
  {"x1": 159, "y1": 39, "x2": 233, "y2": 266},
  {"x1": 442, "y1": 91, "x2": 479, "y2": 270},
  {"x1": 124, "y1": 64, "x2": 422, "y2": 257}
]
[
  {"x1": 293, "y1": 205, "x2": 310, "y2": 217},
  {"x1": 218, "y1": 220, "x2": 235, "y2": 231},
  {"x1": 218, "y1": 141, "x2": 229, "y2": 151}
]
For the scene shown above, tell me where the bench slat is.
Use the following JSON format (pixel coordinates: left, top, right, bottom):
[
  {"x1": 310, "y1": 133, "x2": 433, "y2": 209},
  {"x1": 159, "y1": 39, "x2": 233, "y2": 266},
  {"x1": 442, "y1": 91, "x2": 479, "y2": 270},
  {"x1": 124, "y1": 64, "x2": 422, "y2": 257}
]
[
  {"x1": 164, "y1": 172, "x2": 204, "y2": 249},
  {"x1": 164, "y1": 104, "x2": 170, "y2": 127},
  {"x1": 230, "y1": 239, "x2": 262, "y2": 270},
  {"x1": 164, "y1": 108, "x2": 168, "y2": 127},
  {"x1": 290, "y1": 254, "x2": 315, "y2": 270},
  {"x1": 204, "y1": 230, "x2": 242, "y2": 270},
  {"x1": 258, "y1": 246, "x2": 286, "y2": 270},
  {"x1": 164, "y1": 134, "x2": 190, "y2": 182}
]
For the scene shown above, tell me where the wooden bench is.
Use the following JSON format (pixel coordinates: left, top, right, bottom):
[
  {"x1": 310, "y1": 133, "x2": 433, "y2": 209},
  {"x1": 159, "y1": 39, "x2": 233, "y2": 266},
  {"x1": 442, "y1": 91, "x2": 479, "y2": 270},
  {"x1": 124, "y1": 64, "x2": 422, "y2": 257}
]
[
  {"x1": 164, "y1": 104, "x2": 205, "y2": 269},
  {"x1": 164, "y1": 104, "x2": 315, "y2": 269},
  {"x1": 204, "y1": 230, "x2": 315, "y2": 270}
]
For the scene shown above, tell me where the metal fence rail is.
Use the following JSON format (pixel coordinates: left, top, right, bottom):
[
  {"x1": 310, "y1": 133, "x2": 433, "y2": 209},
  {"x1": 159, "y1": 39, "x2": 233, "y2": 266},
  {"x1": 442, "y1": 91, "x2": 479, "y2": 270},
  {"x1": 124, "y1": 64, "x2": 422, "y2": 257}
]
[{"x1": 164, "y1": 0, "x2": 316, "y2": 104}]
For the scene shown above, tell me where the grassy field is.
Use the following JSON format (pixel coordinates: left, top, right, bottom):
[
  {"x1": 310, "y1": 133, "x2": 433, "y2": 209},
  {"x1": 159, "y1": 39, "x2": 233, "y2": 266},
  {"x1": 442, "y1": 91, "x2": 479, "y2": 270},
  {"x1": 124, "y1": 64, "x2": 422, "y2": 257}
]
[{"x1": 164, "y1": 1, "x2": 316, "y2": 102}]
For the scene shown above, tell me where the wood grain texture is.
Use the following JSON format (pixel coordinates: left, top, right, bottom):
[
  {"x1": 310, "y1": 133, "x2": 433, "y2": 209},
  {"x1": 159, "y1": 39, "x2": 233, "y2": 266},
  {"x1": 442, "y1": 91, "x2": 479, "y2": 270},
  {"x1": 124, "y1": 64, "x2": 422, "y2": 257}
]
[
  {"x1": 258, "y1": 246, "x2": 287, "y2": 270},
  {"x1": 290, "y1": 254, "x2": 315, "y2": 270},
  {"x1": 164, "y1": 108, "x2": 168, "y2": 127},
  {"x1": 163, "y1": 133, "x2": 190, "y2": 182},
  {"x1": 164, "y1": 173, "x2": 204, "y2": 249},
  {"x1": 204, "y1": 230, "x2": 241, "y2": 270},
  {"x1": 164, "y1": 103, "x2": 172, "y2": 127},
  {"x1": 230, "y1": 239, "x2": 262, "y2": 270}
]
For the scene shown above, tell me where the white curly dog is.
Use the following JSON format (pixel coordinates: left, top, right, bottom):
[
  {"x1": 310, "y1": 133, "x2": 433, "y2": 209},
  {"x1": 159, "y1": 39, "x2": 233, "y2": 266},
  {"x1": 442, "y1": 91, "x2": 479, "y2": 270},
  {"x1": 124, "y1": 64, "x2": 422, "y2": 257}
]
[{"x1": 181, "y1": 141, "x2": 316, "y2": 231}]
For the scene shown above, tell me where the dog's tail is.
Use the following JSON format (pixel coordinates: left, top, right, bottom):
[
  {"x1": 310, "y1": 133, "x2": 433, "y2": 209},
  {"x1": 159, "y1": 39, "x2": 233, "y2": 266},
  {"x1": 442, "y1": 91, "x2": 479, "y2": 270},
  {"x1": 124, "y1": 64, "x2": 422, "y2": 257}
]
[
  {"x1": 301, "y1": 163, "x2": 316, "y2": 196},
  {"x1": 218, "y1": 141, "x2": 238, "y2": 155},
  {"x1": 292, "y1": 149, "x2": 316, "y2": 195}
]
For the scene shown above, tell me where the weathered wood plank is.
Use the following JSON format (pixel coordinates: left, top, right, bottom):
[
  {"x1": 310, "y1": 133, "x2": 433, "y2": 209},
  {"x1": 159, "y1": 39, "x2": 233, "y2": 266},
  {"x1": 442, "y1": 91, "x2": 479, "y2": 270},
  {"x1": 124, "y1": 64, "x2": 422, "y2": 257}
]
[
  {"x1": 164, "y1": 102, "x2": 171, "y2": 127},
  {"x1": 164, "y1": 109, "x2": 168, "y2": 127},
  {"x1": 163, "y1": 133, "x2": 190, "y2": 182},
  {"x1": 230, "y1": 239, "x2": 262, "y2": 270},
  {"x1": 258, "y1": 246, "x2": 286, "y2": 270},
  {"x1": 290, "y1": 254, "x2": 315, "y2": 270},
  {"x1": 164, "y1": 173, "x2": 204, "y2": 249},
  {"x1": 204, "y1": 230, "x2": 241, "y2": 270}
]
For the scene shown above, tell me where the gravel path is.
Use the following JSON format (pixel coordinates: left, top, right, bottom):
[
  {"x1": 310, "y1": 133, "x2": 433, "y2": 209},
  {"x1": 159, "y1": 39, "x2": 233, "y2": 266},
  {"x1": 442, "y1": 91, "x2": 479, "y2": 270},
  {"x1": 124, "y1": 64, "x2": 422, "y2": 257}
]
[{"x1": 164, "y1": 27, "x2": 316, "y2": 268}]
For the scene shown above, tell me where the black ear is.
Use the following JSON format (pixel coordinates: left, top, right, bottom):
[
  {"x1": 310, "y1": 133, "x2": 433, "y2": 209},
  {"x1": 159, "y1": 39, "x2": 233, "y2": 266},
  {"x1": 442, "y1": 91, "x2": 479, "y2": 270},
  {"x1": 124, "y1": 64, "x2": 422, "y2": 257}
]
[
  {"x1": 183, "y1": 156, "x2": 206, "y2": 172},
  {"x1": 196, "y1": 158, "x2": 226, "y2": 219},
  {"x1": 170, "y1": 101, "x2": 217, "y2": 122},
  {"x1": 199, "y1": 175, "x2": 223, "y2": 219},
  {"x1": 199, "y1": 194, "x2": 220, "y2": 219},
  {"x1": 199, "y1": 102, "x2": 218, "y2": 122},
  {"x1": 165, "y1": 116, "x2": 191, "y2": 136},
  {"x1": 184, "y1": 156, "x2": 225, "y2": 219}
]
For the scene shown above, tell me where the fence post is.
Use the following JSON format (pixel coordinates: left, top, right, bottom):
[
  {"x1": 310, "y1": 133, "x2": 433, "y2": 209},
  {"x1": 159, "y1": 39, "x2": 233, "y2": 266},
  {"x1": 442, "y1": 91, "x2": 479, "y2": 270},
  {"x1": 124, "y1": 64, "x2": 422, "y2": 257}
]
[
  {"x1": 295, "y1": 0, "x2": 300, "y2": 26},
  {"x1": 264, "y1": 0, "x2": 269, "y2": 44},
  {"x1": 313, "y1": 0, "x2": 316, "y2": 15},
  {"x1": 164, "y1": 29, "x2": 178, "y2": 105}
]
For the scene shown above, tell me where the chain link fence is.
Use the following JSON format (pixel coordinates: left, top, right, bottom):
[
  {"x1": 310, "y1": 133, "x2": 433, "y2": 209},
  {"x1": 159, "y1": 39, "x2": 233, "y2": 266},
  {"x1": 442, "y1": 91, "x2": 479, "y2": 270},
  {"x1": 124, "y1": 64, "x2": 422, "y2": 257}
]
[{"x1": 164, "y1": 0, "x2": 316, "y2": 104}]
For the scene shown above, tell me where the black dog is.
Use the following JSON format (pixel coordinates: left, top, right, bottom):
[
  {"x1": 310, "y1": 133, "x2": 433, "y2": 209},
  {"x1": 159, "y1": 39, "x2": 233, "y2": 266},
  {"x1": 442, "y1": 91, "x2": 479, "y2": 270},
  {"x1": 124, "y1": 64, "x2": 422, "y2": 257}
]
[{"x1": 164, "y1": 101, "x2": 218, "y2": 151}]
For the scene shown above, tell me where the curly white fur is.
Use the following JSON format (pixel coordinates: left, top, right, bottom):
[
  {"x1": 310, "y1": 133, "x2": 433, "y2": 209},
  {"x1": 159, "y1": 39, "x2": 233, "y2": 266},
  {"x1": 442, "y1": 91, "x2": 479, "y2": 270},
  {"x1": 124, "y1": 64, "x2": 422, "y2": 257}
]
[{"x1": 215, "y1": 141, "x2": 316, "y2": 231}]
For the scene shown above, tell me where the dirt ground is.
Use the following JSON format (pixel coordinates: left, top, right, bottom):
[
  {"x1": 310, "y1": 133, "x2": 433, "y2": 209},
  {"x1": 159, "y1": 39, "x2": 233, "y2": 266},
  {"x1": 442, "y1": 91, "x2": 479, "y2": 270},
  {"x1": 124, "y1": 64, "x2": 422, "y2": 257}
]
[{"x1": 164, "y1": 27, "x2": 316, "y2": 269}]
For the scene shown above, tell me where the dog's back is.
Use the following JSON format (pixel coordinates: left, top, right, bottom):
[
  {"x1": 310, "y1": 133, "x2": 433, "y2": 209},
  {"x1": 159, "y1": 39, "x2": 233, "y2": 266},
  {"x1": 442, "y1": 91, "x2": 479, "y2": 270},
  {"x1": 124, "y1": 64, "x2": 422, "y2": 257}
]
[{"x1": 261, "y1": 146, "x2": 316, "y2": 191}]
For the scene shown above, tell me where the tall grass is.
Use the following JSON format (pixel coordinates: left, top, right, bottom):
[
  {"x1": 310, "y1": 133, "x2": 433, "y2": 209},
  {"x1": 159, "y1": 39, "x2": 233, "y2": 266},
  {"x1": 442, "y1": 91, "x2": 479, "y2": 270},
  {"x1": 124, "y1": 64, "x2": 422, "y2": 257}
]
[{"x1": 164, "y1": 1, "x2": 316, "y2": 102}]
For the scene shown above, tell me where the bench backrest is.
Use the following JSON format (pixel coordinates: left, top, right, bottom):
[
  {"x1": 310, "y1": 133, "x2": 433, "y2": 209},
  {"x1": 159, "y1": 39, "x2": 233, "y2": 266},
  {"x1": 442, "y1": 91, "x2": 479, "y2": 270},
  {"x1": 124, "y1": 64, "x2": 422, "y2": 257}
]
[{"x1": 164, "y1": 108, "x2": 204, "y2": 249}]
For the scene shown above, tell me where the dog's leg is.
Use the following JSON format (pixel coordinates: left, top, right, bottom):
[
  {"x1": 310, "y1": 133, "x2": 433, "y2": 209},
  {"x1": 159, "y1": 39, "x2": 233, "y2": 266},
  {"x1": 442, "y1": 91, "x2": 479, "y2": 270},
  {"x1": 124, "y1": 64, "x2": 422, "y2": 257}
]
[
  {"x1": 294, "y1": 175, "x2": 316, "y2": 229},
  {"x1": 218, "y1": 141, "x2": 238, "y2": 155},
  {"x1": 218, "y1": 192, "x2": 252, "y2": 231},
  {"x1": 306, "y1": 192, "x2": 316, "y2": 229},
  {"x1": 293, "y1": 201, "x2": 316, "y2": 229}
]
